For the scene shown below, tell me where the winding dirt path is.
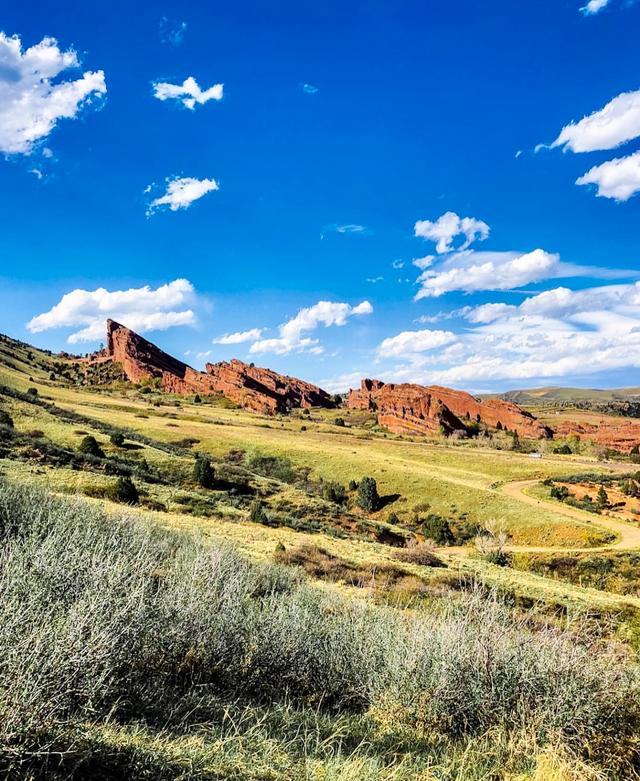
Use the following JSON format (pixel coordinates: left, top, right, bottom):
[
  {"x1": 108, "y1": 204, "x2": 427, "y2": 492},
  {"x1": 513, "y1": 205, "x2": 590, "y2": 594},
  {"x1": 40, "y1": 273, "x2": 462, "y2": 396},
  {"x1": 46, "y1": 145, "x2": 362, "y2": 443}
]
[{"x1": 499, "y1": 479, "x2": 640, "y2": 552}]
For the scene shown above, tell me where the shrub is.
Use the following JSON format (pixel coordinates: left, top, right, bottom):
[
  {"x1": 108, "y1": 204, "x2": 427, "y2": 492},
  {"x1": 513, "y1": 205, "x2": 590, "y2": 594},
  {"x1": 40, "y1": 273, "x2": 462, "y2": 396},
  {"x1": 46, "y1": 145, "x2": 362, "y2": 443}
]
[
  {"x1": 248, "y1": 454, "x2": 297, "y2": 483},
  {"x1": 421, "y1": 514, "x2": 455, "y2": 546},
  {"x1": 107, "y1": 476, "x2": 139, "y2": 504},
  {"x1": 322, "y1": 482, "x2": 347, "y2": 505},
  {"x1": 348, "y1": 479, "x2": 358, "y2": 491},
  {"x1": 78, "y1": 435, "x2": 105, "y2": 458},
  {"x1": 249, "y1": 499, "x2": 268, "y2": 524},
  {"x1": 26, "y1": 387, "x2": 38, "y2": 396},
  {"x1": 550, "y1": 484, "x2": 570, "y2": 501},
  {"x1": 193, "y1": 454, "x2": 215, "y2": 489},
  {"x1": 357, "y1": 476, "x2": 380, "y2": 512},
  {"x1": 334, "y1": 417, "x2": 345, "y2": 427},
  {"x1": 0, "y1": 410, "x2": 13, "y2": 428},
  {"x1": 553, "y1": 444, "x2": 572, "y2": 455},
  {"x1": 596, "y1": 485, "x2": 609, "y2": 510},
  {"x1": 392, "y1": 543, "x2": 445, "y2": 567},
  {"x1": 109, "y1": 432, "x2": 125, "y2": 447},
  {"x1": 387, "y1": 512, "x2": 400, "y2": 525},
  {"x1": 194, "y1": 394, "x2": 202, "y2": 404}
]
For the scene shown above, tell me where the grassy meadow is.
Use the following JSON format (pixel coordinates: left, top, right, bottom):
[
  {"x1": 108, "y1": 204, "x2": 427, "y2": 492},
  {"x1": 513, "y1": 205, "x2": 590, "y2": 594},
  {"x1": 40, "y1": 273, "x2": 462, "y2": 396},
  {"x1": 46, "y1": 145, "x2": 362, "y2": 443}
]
[{"x1": 2, "y1": 333, "x2": 640, "y2": 779}]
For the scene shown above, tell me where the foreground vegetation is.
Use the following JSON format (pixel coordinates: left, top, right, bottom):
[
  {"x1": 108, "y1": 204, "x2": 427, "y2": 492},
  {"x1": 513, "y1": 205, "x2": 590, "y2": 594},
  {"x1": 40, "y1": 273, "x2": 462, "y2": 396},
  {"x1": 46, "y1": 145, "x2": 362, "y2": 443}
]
[{"x1": 1, "y1": 482, "x2": 639, "y2": 779}]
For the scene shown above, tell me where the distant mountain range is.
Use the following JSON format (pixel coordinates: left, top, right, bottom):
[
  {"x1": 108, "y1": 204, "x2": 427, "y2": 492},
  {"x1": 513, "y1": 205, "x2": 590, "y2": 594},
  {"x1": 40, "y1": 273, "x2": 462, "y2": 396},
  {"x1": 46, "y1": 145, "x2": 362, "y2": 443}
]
[{"x1": 483, "y1": 387, "x2": 640, "y2": 405}]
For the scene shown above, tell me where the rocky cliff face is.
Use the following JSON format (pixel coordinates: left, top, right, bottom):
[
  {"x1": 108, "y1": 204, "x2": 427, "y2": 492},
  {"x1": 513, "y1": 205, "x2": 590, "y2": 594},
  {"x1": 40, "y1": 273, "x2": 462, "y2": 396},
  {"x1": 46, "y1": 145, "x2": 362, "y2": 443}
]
[
  {"x1": 105, "y1": 320, "x2": 336, "y2": 414},
  {"x1": 205, "y1": 359, "x2": 337, "y2": 415},
  {"x1": 554, "y1": 419, "x2": 640, "y2": 454},
  {"x1": 347, "y1": 379, "x2": 552, "y2": 439}
]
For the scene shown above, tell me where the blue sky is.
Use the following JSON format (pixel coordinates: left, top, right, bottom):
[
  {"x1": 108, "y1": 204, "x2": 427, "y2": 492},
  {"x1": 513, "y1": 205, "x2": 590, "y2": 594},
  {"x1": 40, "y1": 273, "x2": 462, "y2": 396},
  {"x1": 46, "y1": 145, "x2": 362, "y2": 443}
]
[{"x1": 1, "y1": 0, "x2": 639, "y2": 392}]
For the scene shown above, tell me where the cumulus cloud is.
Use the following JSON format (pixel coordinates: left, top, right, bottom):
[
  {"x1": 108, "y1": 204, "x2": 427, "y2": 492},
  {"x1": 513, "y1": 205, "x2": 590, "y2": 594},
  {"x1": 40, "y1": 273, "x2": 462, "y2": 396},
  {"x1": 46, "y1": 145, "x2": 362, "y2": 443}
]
[
  {"x1": 153, "y1": 76, "x2": 223, "y2": 109},
  {"x1": 551, "y1": 90, "x2": 640, "y2": 153},
  {"x1": 146, "y1": 176, "x2": 219, "y2": 215},
  {"x1": 414, "y1": 212, "x2": 490, "y2": 254},
  {"x1": 414, "y1": 249, "x2": 562, "y2": 299},
  {"x1": 213, "y1": 328, "x2": 264, "y2": 345},
  {"x1": 576, "y1": 150, "x2": 640, "y2": 201},
  {"x1": 26, "y1": 279, "x2": 196, "y2": 344},
  {"x1": 375, "y1": 279, "x2": 640, "y2": 386},
  {"x1": 0, "y1": 32, "x2": 106, "y2": 155},
  {"x1": 377, "y1": 329, "x2": 457, "y2": 359},
  {"x1": 249, "y1": 300, "x2": 373, "y2": 355}
]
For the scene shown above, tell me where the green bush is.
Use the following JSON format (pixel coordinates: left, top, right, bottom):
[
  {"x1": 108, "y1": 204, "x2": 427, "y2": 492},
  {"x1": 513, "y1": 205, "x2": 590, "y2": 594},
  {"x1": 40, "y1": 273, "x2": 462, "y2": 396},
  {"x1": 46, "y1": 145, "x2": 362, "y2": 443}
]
[
  {"x1": 109, "y1": 432, "x2": 125, "y2": 447},
  {"x1": 322, "y1": 482, "x2": 347, "y2": 505},
  {"x1": 107, "y1": 476, "x2": 139, "y2": 504},
  {"x1": 249, "y1": 498, "x2": 268, "y2": 524},
  {"x1": 334, "y1": 417, "x2": 345, "y2": 427},
  {"x1": 421, "y1": 514, "x2": 455, "y2": 546},
  {"x1": 193, "y1": 454, "x2": 215, "y2": 489},
  {"x1": 0, "y1": 410, "x2": 13, "y2": 428},
  {"x1": 550, "y1": 484, "x2": 570, "y2": 501},
  {"x1": 357, "y1": 476, "x2": 380, "y2": 512},
  {"x1": 78, "y1": 435, "x2": 105, "y2": 458}
]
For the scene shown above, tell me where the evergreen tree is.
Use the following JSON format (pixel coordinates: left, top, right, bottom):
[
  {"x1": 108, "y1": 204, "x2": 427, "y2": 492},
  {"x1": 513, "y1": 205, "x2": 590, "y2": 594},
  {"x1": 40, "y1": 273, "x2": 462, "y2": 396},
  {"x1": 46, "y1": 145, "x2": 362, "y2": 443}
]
[{"x1": 357, "y1": 476, "x2": 380, "y2": 512}]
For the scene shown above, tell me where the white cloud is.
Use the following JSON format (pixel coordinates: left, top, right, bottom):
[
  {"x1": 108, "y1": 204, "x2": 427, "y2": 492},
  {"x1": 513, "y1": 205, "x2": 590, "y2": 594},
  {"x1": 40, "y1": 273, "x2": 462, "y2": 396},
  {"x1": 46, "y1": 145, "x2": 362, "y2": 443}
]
[
  {"x1": 580, "y1": 0, "x2": 610, "y2": 14},
  {"x1": 302, "y1": 83, "x2": 318, "y2": 94},
  {"x1": 213, "y1": 328, "x2": 264, "y2": 345},
  {"x1": 335, "y1": 224, "x2": 366, "y2": 234},
  {"x1": 414, "y1": 212, "x2": 490, "y2": 254},
  {"x1": 375, "y1": 279, "x2": 640, "y2": 386},
  {"x1": 146, "y1": 176, "x2": 219, "y2": 215},
  {"x1": 367, "y1": 276, "x2": 384, "y2": 283},
  {"x1": 250, "y1": 300, "x2": 373, "y2": 355},
  {"x1": 465, "y1": 302, "x2": 517, "y2": 323},
  {"x1": 413, "y1": 255, "x2": 435, "y2": 270},
  {"x1": 414, "y1": 248, "x2": 561, "y2": 299},
  {"x1": 153, "y1": 76, "x2": 223, "y2": 109},
  {"x1": 377, "y1": 329, "x2": 457, "y2": 359},
  {"x1": 551, "y1": 90, "x2": 640, "y2": 153},
  {"x1": 0, "y1": 32, "x2": 106, "y2": 155},
  {"x1": 576, "y1": 150, "x2": 640, "y2": 201},
  {"x1": 26, "y1": 279, "x2": 196, "y2": 344},
  {"x1": 392, "y1": 260, "x2": 404, "y2": 269}
]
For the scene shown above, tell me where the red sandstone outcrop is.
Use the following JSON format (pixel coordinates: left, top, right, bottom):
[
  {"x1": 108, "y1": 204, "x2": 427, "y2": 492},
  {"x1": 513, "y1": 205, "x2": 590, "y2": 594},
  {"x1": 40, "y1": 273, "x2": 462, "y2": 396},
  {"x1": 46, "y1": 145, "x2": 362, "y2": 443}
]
[
  {"x1": 554, "y1": 420, "x2": 640, "y2": 454},
  {"x1": 205, "y1": 359, "x2": 336, "y2": 415},
  {"x1": 104, "y1": 320, "x2": 336, "y2": 414},
  {"x1": 348, "y1": 379, "x2": 552, "y2": 439}
]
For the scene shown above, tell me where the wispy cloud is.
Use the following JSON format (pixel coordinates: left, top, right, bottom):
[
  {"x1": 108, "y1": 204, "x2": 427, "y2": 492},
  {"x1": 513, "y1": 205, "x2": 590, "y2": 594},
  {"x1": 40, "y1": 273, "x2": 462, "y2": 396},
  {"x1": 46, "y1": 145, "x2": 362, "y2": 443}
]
[
  {"x1": 580, "y1": 0, "x2": 610, "y2": 14},
  {"x1": 146, "y1": 176, "x2": 219, "y2": 216},
  {"x1": 213, "y1": 328, "x2": 264, "y2": 345},
  {"x1": 301, "y1": 83, "x2": 318, "y2": 94},
  {"x1": 159, "y1": 17, "x2": 187, "y2": 46}
]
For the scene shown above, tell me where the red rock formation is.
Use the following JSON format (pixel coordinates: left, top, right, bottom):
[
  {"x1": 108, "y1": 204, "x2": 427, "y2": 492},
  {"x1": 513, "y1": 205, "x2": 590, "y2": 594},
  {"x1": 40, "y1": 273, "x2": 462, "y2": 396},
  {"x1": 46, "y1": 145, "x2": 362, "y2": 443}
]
[
  {"x1": 205, "y1": 359, "x2": 337, "y2": 415},
  {"x1": 554, "y1": 420, "x2": 640, "y2": 454},
  {"x1": 104, "y1": 320, "x2": 336, "y2": 414},
  {"x1": 348, "y1": 379, "x2": 552, "y2": 439}
]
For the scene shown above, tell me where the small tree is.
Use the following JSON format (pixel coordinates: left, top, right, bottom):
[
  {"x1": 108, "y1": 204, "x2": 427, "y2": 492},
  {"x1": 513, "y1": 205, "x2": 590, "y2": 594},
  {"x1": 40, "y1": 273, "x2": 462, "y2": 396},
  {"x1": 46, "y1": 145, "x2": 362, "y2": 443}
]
[
  {"x1": 334, "y1": 417, "x2": 345, "y2": 427},
  {"x1": 110, "y1": 476, "x2": 139, "y2": 504},
  {"x1": 110, "y1": 432, "x2": 125, "y2": 447},
  {"x1": 422, "y1": 514, "x2": 455, "y2": 546},
  {"x1": 194, "y1": 394, "x2": 202, "y2": 404},
  {"x1": 322, "y1": 482, "x2": 347, "y2": 505},
  {"x1": 596, "y1": 485, "x2": 609, "y2": 510},
  {"x1": 357, "y1": 476, "x2": 380, "y2": 512},
  {"x1": 0, "y1": 410, "x2": 14, "y2": 428},
  {"x1": 249, "y1": 499, "x2": 268, "y2": 524},
  {"x1": 193, "y1": 454, "x2": 215, "y2": 488},
  {"x1": 78, "y1": 435, "x2": 105, "y2": 458}
]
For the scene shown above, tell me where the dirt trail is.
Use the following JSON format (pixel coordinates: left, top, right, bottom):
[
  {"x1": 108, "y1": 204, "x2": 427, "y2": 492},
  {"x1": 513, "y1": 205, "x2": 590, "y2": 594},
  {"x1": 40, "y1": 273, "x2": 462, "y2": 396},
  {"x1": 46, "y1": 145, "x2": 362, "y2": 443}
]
[{"x1": 498, "y1": 479, "x2": 640, "y2": 552}]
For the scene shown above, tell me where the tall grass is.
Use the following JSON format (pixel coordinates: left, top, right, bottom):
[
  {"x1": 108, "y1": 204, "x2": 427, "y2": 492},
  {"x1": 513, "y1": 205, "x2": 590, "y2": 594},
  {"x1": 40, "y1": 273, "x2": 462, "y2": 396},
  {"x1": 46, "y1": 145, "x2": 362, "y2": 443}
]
[{"x1": 0, "y1": 480, "x2": 638, "y2": 778}]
